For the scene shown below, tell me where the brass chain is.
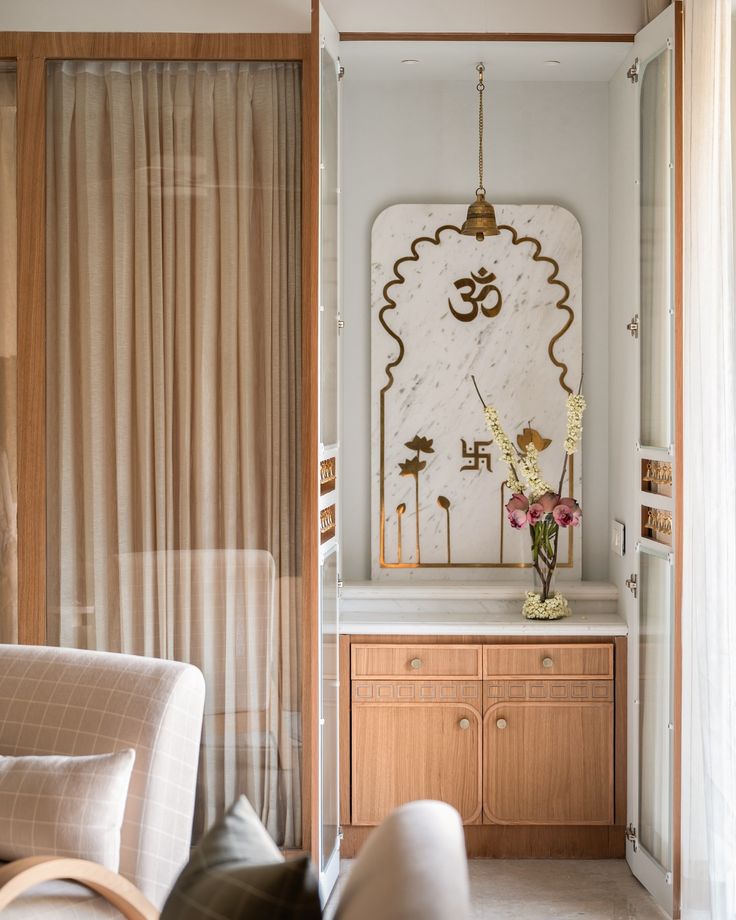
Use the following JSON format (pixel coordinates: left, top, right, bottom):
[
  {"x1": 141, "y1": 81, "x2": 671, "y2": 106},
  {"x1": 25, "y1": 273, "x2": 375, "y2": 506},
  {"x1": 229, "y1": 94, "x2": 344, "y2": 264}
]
[{"x1": 476, "y1": 63, "x2": 485, "y2": 196}]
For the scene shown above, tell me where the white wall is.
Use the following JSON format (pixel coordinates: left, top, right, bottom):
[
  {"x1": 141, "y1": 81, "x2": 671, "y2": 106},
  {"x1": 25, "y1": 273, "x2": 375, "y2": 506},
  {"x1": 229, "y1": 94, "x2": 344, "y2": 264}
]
[
  {"x1": 0, "y1": 0, "x2": 310, "y2": 32},
  {"x1": 341, "y1": 77, "x2": 610, "y2": 581}
]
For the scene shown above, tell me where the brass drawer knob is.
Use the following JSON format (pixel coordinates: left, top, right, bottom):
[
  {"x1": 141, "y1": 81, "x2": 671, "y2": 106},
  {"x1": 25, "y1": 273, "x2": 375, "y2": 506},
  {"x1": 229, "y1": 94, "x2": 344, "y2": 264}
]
[
  {"x1": 458, "y1": 718, "x2": 470, "y2": 730},
  {"x1": 410, "y1": 658, "x2": 423, "y2": 670},
  {"x1": 542, "y1": 657, "x2": 554, "y2": 669},
  {"x1": 496, "y1": 718, "x2": 507, "y2": 730}
]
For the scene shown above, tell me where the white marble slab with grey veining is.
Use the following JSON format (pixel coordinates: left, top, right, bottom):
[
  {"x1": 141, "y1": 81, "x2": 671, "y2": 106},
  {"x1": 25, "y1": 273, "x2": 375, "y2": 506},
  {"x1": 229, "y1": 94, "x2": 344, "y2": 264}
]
[
  {"x1": 340, "y1": 580, "x2": 624, "y2": 635},
  {"x1": 371, "y1": 204, "x2": 583, "y2": 580}
]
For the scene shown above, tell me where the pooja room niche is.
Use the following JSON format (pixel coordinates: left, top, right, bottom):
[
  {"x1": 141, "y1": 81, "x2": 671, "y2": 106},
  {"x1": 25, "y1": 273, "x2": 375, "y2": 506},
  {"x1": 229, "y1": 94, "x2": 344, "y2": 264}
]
[{"x1": 339, "y1": 41, "x2": 619, "y2": 585}]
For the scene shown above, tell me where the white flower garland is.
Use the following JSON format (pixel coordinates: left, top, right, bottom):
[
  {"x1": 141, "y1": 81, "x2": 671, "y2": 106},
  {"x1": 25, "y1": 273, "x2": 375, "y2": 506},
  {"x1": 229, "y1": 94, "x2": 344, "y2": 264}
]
[
  {"x1": 564, "y1": 393, "x2": 587, "y2": 456},
  {"x1": 522, "y1": 591, "x2": 571, "y2": 620},
  {"x1": 483, "y1": 406, "x2": 523, "y2": 493},
  {"x1": 518, "y1": 444, "x2": 553, "y2": 500}
]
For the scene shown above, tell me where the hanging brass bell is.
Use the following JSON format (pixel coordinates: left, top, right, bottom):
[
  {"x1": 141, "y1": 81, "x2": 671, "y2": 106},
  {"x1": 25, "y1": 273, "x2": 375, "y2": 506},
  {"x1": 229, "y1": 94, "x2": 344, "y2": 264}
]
[{"x1": 460, "y1": 191, "x2": 499, "y2": 241}]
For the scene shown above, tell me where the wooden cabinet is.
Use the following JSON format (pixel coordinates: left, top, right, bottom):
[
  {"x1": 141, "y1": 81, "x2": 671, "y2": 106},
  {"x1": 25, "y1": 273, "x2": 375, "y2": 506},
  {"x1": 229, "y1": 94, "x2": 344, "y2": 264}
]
[
  {"x1": 351, "y1": 692, "x2": 482, "y2": 825},
  {"x1": 483, "y1": 700, "x2": 613, "y2": 825},
  {"x1": 342, "y1": 635, "x2": 626, "y2": 857}
]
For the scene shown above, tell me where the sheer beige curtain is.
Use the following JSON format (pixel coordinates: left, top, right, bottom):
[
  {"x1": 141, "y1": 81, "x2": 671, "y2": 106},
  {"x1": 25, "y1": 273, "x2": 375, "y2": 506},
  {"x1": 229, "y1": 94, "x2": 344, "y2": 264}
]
[
  {"x1": 46, "y1": 60, "x2": 302, "y2": 846},
  {"x1": 0, "y1": 71, "x2": 16, "y2": 645}
]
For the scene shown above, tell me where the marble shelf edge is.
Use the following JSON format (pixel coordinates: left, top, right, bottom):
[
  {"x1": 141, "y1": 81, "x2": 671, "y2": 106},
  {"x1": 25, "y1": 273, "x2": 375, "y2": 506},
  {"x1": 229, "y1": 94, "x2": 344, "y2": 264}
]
[{"x1": 339, "y1": 580, "x2": 625, "y2": 636}]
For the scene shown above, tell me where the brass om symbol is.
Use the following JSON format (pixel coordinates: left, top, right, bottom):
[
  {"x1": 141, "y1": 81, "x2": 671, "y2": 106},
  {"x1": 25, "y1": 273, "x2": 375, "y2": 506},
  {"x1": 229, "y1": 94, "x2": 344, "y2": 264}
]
[{"x1": 448, "y1": 267, "x2": 502, "y2": 323}]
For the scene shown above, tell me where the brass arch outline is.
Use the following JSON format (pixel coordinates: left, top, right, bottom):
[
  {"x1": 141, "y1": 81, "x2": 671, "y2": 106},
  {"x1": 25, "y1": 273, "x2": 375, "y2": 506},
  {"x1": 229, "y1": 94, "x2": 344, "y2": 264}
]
[{"x1": 378, "y1": 221, "x2": 577, "y2": 568}]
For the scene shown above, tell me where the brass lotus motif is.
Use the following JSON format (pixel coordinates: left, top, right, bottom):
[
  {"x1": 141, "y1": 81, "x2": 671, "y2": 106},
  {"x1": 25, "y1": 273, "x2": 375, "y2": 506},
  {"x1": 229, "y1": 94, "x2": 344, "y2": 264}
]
[
  {"x1": 404, "y1": 435, "x2": 434, "y2": 454},
  {"x1": 399, "y1": 457, "x2": 427, "y2": 478},
  {"x1": 517, "y1": 426, "x2": 552, "y2": 453}
]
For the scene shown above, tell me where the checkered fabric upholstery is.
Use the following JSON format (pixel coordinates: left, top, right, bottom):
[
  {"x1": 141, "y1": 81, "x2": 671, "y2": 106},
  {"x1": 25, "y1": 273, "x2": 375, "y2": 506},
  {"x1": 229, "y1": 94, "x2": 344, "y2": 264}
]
[{"x1": 0, "y1": 644, "x2": 206, "y2": 915}]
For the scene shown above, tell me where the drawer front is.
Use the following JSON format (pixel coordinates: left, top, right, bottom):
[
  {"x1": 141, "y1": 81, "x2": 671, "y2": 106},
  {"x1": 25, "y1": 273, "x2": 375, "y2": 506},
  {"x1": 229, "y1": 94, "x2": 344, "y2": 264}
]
[
  {"x1": 484, "y1": 644, "x2": 613, "y2": 679},
  {"x1": 352, "y1": 644, "x2": 482, "y2": 680}
]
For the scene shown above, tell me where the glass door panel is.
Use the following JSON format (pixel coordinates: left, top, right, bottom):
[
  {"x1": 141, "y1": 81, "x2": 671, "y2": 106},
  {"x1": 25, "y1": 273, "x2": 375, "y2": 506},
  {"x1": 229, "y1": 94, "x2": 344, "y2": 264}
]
[
  {"x1": 638, "y1": 547, "x2": 673, "y2": 870},
  {"x1": 318, "y1": 5, "x2": 341, "y2": 898},
  {"x1": 45, "y1": 59, "x2": 303, "y2": 846},
  {"x1": 639, "y1": 47, "x2": 673, "y2": 450},
  {"x1": 319, "y1": 44, "x2": 339, "y2": 449},
  {"x1": 320, "y1": 547, "x2": 339, "y2": 871},
  {"x1": 0, "y1": 65, "x2": 16, "y2": 643}
]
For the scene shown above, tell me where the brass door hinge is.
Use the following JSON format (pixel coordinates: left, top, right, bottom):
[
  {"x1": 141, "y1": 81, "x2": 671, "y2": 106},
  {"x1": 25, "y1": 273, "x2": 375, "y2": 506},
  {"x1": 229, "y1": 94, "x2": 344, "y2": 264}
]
[
  {"x1": 627, "y1": 314, "x2": 639, "y2": 339},
  {"x1": 627, "y1": 58, "x2": 640, "y2": 84},
  {"x1": 625, "y1": 574, "x2": 638, "y2": 599}
]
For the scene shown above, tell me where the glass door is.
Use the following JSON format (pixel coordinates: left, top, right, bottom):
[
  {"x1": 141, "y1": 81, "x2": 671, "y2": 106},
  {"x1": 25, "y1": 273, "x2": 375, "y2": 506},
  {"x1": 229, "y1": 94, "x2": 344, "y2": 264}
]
[
  {"x1": 45, "y1": 58, "x2": 304, "y2": 848},
  {"x1": 626, "y1": 6, "x2": 676, "y2": 915},
  {"x1": 318, "y1": 3, "x2": 342, "y2": 901}
]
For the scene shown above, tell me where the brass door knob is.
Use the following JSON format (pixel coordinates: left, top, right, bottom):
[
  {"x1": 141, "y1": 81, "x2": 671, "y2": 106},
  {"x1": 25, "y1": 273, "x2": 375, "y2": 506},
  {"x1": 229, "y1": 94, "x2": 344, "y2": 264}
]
[
  {"x1": 496, "y1": 718, "x2": 507, "y2": 730},
  {"x1": 410, "y1": 658, "x2": 423, "y2": 670},
  {"x1": 542, "y1": 657, "x2": 554, "y2": 669},
  {"x1": 458, "y1": 718, "x2": 470, "y2": 730}
]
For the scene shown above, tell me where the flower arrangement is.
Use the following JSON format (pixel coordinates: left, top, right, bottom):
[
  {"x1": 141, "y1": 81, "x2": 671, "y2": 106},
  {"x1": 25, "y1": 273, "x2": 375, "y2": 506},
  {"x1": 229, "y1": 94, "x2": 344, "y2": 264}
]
[{"x1": 473, "y1": 378, "x2": 586, "y2": 620}]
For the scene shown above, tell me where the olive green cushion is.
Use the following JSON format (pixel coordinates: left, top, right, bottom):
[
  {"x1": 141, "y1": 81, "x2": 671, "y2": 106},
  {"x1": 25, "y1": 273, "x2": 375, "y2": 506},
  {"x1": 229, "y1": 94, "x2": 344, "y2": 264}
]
[{"x1": 160, "y1": 796, "x2": 321, "y2": 920}]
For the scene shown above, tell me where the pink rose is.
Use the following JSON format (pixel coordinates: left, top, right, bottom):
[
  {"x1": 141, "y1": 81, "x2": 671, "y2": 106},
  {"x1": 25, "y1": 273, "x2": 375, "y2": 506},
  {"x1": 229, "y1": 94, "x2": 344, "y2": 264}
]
[
  {"x1": 538, "y1": 491, "x2": 560, "y2": 513},
  {"x1": 508, "y1": 509, "x2": 528, "y2": 529},
  {"x1": 527, "y1": 503, "x2": 544, "y2": 524},
  {"x1": 552, "y1": 503, "x2": 574, "y2": 527},
  {"x1": 552, "y1": 498, "x2": 582, "y2": 528},
  {"x1": 505, "y1": 493, "x2": 529, "y2": 514}
]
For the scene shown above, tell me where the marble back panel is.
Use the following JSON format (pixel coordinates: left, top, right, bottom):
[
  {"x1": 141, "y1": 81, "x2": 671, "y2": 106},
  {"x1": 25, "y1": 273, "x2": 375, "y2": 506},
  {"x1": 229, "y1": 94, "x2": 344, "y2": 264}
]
[{"x1": 371, "y1": 204, "x2": 583, "y2": 580}]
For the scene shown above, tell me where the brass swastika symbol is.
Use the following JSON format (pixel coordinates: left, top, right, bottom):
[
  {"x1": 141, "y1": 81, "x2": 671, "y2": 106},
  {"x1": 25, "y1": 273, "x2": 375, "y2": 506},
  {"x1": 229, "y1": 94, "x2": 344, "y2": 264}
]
[{"x1": 460, "y1": 439, "x2": 493, "y2": 472}]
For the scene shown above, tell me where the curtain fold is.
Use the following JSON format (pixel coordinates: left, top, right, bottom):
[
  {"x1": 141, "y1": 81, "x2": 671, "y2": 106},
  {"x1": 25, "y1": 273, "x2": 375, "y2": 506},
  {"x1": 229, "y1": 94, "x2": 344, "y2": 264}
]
[
  {"x1": 0, "y1": 72, "x2": 16, "y2": 644},
  {"x1": 681, "y1": 0, "x2": 736, "y2": 916},
  {"x1": 46, "y1": 60, "x2": 302, "y2": 846}
]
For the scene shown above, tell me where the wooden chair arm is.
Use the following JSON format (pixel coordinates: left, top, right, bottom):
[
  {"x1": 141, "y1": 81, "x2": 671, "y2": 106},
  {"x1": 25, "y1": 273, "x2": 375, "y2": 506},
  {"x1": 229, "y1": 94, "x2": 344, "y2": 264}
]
[{"x1": 0, "y1": 856, "x2": 159, "y2": 919}]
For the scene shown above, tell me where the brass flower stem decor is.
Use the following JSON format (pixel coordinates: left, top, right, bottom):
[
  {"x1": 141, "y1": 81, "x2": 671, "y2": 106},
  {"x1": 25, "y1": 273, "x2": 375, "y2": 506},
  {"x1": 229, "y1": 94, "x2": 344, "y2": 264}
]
[
  {"x1": 472, "y1": 375, "x2": 585, "y2": 620},
  {"x1": 399, "y1": 435, "x2": 435, "y2": 566}
]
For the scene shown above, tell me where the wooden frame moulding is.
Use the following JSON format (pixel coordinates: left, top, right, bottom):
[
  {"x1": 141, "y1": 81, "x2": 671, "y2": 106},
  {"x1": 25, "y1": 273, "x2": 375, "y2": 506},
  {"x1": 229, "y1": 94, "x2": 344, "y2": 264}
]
[
  {"x1": 338, "y1": 32, "x2": 635, "y2": 43},
  {"x1": 6, "y1": 27, "x2": 319, "y2": 861}
]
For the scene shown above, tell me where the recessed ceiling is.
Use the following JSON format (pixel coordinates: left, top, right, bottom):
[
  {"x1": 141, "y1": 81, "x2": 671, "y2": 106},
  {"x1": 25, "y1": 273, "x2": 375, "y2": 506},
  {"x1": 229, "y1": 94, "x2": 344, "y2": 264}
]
[{"x1": 339, "y1": 41, "x2": 632, "y2": 83}]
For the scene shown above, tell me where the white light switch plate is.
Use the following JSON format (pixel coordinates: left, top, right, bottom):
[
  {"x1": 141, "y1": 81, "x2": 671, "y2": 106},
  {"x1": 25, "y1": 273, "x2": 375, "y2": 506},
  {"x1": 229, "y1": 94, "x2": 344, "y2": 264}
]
[{"x1": 611, "y1": 520, "x2": 626, "y2": 557}]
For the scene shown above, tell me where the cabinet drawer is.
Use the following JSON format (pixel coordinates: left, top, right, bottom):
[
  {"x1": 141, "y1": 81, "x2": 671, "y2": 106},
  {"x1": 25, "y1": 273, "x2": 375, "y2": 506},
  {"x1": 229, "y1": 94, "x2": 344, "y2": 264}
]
[
  {"x1": 484, "y1": 644, "x2": 613, "y2": 679},
  {"x1": 352, "y1": 644, "x2": 482, "y2": 680}
]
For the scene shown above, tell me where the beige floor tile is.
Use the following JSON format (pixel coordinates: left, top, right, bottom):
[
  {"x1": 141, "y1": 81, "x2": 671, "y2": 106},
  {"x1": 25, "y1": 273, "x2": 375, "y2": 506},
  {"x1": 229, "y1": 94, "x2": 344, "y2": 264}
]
[{"x1": 325, "y1": 859, "x2": 669, "y2": 920}]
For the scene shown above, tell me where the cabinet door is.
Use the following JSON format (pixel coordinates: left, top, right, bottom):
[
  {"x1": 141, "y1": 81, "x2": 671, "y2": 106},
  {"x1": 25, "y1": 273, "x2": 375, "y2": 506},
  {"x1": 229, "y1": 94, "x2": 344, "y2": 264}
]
[
  {"x1": 352, "y1": 702, "x2": 482, "y2": 826},
  {"x1": 484, "y1": 702, "x2": 613, "y2": 825}
]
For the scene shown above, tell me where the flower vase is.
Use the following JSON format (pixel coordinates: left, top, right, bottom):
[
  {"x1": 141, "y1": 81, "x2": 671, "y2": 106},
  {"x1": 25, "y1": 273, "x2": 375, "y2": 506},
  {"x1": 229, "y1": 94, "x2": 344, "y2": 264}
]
[{"x1": 523, "y1": 571, "x2": 571, "y2": 620}]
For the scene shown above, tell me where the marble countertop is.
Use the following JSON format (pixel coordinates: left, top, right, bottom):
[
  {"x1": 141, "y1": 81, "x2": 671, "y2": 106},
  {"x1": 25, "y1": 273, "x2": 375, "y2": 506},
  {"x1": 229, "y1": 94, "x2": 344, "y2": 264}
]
[{"x1": 339, "y1": 580, "x2": 626, "y2": 636}]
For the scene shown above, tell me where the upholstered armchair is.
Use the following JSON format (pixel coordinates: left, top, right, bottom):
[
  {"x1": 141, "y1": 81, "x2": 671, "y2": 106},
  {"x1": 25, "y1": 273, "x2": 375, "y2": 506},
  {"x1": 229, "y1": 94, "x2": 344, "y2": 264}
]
[{"x1": 0, "y1": 644, "x2": 206, "y2": 918}]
